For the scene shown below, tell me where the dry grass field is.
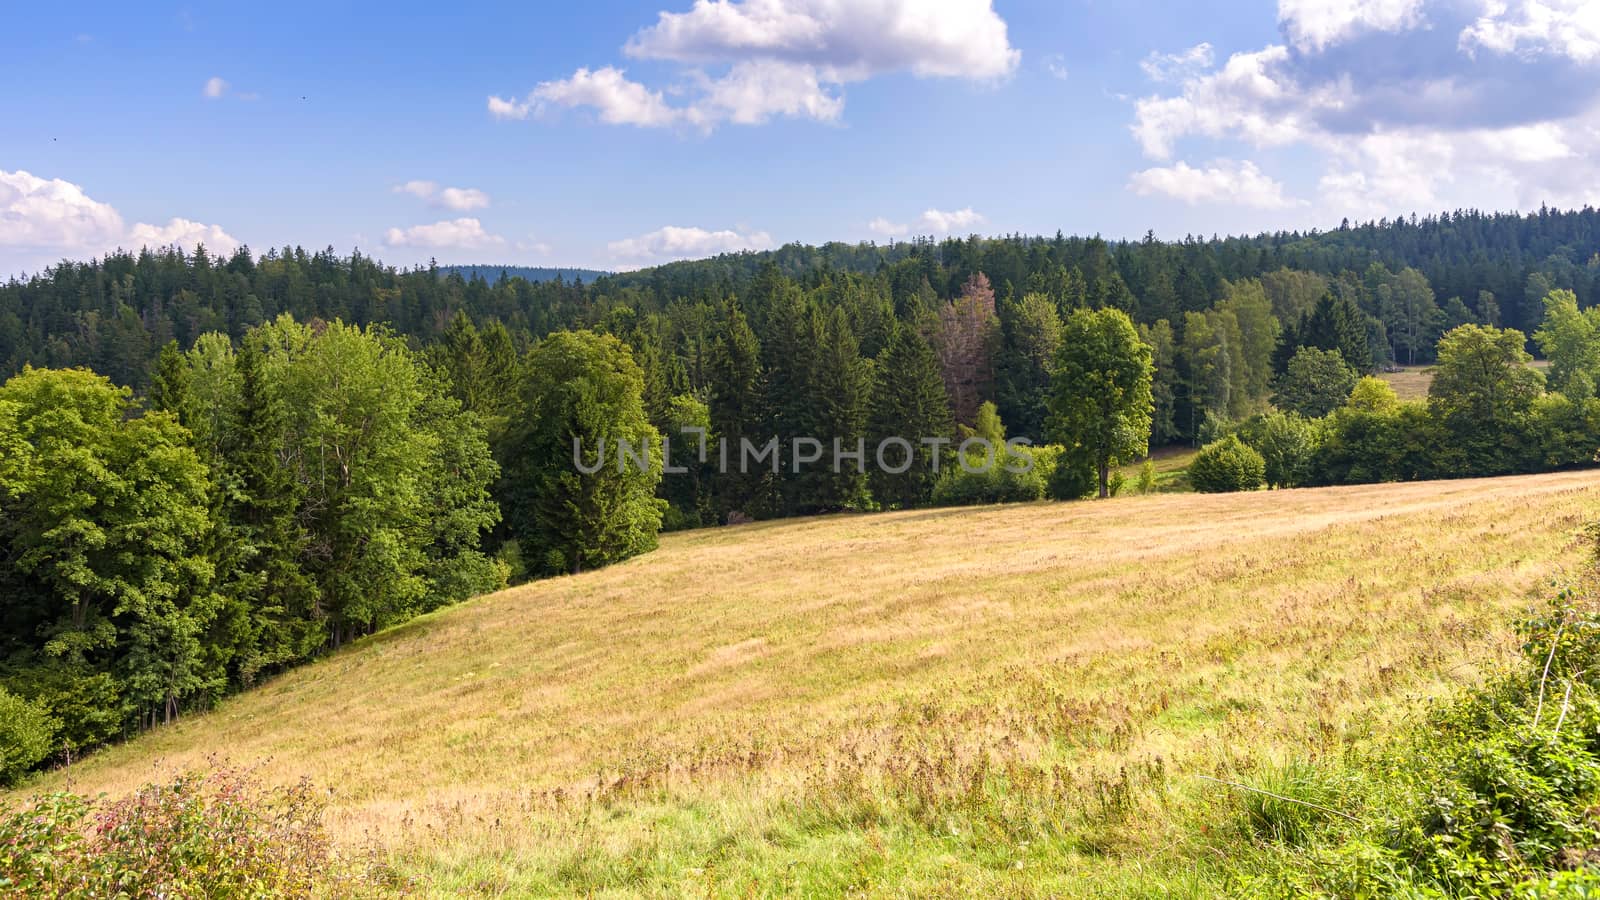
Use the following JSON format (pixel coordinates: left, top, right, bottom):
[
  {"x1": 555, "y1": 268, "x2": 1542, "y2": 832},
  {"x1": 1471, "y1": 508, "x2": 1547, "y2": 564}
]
[
  {"x1": 1382, "y1": 359, "x2": 1552, "y2": 401},
  {"x1": 23, "y1": 470, "x2": 1600, "y2": 896}
]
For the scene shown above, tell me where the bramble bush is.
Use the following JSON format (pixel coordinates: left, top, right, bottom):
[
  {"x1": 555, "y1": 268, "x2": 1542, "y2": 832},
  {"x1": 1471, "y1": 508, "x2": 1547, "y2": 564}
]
[{"x1": 0, "y1": 766, "x2": 369, "y2": 897}]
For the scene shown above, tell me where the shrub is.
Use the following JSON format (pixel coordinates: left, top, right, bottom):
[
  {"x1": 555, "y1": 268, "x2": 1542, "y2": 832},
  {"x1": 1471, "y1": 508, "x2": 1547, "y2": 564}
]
[
  {"x1": 0, "y1": 688, "x2": 56, "y2": 785},
  {"x1": 931, "y1": 446, "x2": 1048, "y2": 506},
  {"x1": 0, "y1": 766, "x2": 354, "y2": 897},
  {"x1": 1187, "y1": 436, "x2": 1265, "y2": 493},
  {"x1": 1136, "y1": 460, "x2": 1158, "y2": 494}
]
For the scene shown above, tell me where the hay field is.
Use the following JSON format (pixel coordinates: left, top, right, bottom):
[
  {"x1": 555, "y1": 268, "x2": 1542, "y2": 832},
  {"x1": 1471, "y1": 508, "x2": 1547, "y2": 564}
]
[{"x1": 26, "y1": 470, "x2": 1600, "y2": 896}]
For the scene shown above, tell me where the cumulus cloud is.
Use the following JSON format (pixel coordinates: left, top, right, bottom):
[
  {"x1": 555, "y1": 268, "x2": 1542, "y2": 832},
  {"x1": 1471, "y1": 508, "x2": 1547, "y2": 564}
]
[
  {"x1": 1278, "y1": 0, "x2": 1429, "y2": 52},
  {"x1": 1126, "y1": 0, "x2": 1600, "y2": 220},
  {"x1": 391, "y1": 180, "x2": 490, "y2": 211},
  {"x1": 607, "y1": 225, "x2": 774, "y2": 263},
  {"x1": 624, "y1": 0, "x2": 1018, "y2": 80},
  {"x1": 1140, "y1": 43, "x2": 1214, "y2": 82},
  {"x1": 868, "y1": 207, "x2": 987, "y2": 237},
  {"x1": 383, "y1": 218, "x2": 507, "y2": 251},
  {"x1": 0, "y1": 169, "x2": 239, "y2": 274},
  {"x1": 1129, "y1": 160, "x2": 1304, "y2": 209},
  {"x1": 490, "y1": 0, "x2": 1018, "y2": 130},
  {"x1": 1460, "y1": 0, "x2": 1600, "y2": 63},
  {"x1": 203, "y1": 76, "x2": 228, "y2": 99}
]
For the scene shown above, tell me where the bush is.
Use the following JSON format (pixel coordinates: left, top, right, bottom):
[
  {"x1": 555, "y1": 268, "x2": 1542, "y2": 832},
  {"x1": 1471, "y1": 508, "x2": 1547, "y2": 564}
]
[
  {"x1": 0, "y1": 766, "x2": 357, "y2": 897},
  {"x1": 0, "y1": 688, "x2": 56, "y2": 785},
  {"x1": 1187, "y1": 436, "x2": 1265, "y2": 493},
  {"x1": 931, "y1": 446, "x2": 1048, "y2": 506},
  {"x1": 1238, "y1": 588, "x2": 1600, "y2": 897}
]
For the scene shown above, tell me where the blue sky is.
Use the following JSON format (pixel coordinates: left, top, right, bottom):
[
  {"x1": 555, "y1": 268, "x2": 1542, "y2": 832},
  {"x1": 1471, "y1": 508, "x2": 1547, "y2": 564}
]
[{"x1": 2, "y1": 1, "x2": 1597, "y2": 276}]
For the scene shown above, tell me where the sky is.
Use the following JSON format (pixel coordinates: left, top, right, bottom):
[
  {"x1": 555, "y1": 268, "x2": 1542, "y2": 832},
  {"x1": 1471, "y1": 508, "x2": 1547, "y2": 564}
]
[{"x1": 2, "y1": 0, "x2": 1599, "y2": 276}]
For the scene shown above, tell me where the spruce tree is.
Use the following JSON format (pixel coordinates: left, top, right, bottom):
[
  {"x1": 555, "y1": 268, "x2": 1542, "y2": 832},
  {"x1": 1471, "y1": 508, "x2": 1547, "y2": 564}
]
[
  {"x1": 706, "y1": 300, "x2": 763, "y2": 519},
  {"x1": 868, "y1": 323, "x2": 955, "y2": 508}
]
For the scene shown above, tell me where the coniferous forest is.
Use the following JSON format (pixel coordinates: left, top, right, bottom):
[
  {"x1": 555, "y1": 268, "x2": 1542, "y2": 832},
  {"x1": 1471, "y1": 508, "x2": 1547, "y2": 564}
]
[{"x1": 4, "y1": 207, "x2": 1600, "y2": 778}]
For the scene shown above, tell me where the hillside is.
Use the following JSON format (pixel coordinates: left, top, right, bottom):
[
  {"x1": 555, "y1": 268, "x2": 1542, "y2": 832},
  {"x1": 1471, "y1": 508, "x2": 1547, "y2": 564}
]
[{"x1": 30, "y1": 472, "x2": 1600, "y2": 895}]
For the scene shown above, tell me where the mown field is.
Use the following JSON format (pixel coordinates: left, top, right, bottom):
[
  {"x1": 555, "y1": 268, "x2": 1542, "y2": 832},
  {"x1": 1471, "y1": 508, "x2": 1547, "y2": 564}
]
[
  {"x1": 23, "y1": 471, "x2": 1600, "y2": 896},
  {"x1": 1381, "y1": 359, "x2": 1552, "y2": 401}
]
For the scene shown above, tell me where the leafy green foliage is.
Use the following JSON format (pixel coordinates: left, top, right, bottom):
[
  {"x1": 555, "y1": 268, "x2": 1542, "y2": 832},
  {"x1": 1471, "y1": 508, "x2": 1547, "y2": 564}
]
[
  {"x1": 1187, "y1": 435, "x2": 1265, "y2": 493},
  {"x1": 1048, "y1": 308, "x2": 1155, "y2": 499},
  {"x1": 0, "y1": 689, "x2": 55, "y2": 785},
  {"x1": 1272, "y1": 347, "x2": 1357, "y2": 419},
  {"x1": 503, "y1": 330, "x2": 664, "y2": 576},
  {"x1": 1245, "y1": 411, "x2": 1318, "y2": 489}
]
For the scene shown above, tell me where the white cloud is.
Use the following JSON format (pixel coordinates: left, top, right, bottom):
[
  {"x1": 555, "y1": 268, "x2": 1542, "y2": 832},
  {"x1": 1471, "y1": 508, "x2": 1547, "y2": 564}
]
[
  {"x1": 692, "y1": 60, "x2": 845, "y2": 124},
  {"x1": 1131, "y1": 45, "x2": 1339, "y2": 159},
  {"x1": 1278, "y1": 0, "x2": 1429, "y2": 52},
  {"x1": 1140, "y1": 43, "x2": 1214, "y2": 82},
  {"x1": 383, "y1": 218, "x2": 507, "y2": 251},
  {"x1": 1044, "y1": 54, "x2": 1069, "y2": 81},
  {"x1": 1129, "y1": 159, "x2": 1305, "y2": 209},
  {"x1": 0, "y1": 169, "x2": 239, "y2": 274},
  {"x1": 392, "y1": 180, "x2": 490, "y2": 211},
  {"x1": 624, "y1": 0, "x2": 1018, "y2": 80},
  {"x1": 487, "y1": 95, "x2": 531, "y2": 120},
  {"x1": 869, "y1": 207, "x2": 986, "y2": 237},
  {"x1": 203, "y1": 76, "x2": 228, "y2": 99},
  {"x1": 607, "y1": 225, "x2": 775, "y2": 263},
  {"x1": 1460, "y1": 0, "x2": 1600, "y2": 63},
  {"x1": 128, "y1": 218, "x2": 242, "y2": 253},
  {"x1": 1127, "y1": 1, "x2": 1600, "y2": 225},
  {"x1": 492, "y1": 0, "x2": 1019, "y2": 130},
  {"x1": 523, "y1": 66, "x2": 685, "y2": 127}
]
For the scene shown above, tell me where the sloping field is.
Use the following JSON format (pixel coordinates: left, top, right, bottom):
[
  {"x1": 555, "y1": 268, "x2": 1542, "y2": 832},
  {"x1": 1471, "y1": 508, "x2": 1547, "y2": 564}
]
[{"x1": 28, "y1": 471, "x2": 1600, "y2": 896}]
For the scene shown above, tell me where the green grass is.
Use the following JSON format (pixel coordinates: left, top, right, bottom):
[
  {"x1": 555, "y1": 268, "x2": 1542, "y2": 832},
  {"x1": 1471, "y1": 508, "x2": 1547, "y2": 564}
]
[{"x1": 17, "y1": 470, "x2": 1600, "y2": 896}]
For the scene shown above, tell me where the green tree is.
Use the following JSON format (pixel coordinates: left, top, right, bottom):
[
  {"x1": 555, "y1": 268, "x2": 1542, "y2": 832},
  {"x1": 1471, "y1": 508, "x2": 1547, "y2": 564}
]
[
  {"x1": 706, "y1": 300, "x2": 764, "y2": 520},
  {"x1": 1216, "y1": 279, "x2": 1281, "y2": 408},
  {"x1": 1429, "y1": 324, "x2": 1545, "y2": 476},
  {"x1": 1430, "y1": 325, "x2": 1544, "y2": 422},
  {"x1": 868, "y1": 322, "x2": 954, "y2": 509},
  {"x1": 994, "y1": 292, "x2": 1063, "y2": 442},
  {"x1": 1140, "y1": 320, "x2": 1180, "y2": 446},
  {"x1": 503, "y1": 330, "x2": 665, "y2": 575},
  {"x1": 1249, "y1": 412, "x2": 1317, "y2": 489},
  {"x1": 0, "y1": 367, "x2": 220, "y2": 732},
  {"x1": 1534, "y1": 290, "x2": 1600, "y2": 400},
  {"x1": 1272, "y1": 347, "x2": 1359, "y2": 418},
  {"x1": 1048, "y1": 308, "x2": 1155, "y2": 499}
]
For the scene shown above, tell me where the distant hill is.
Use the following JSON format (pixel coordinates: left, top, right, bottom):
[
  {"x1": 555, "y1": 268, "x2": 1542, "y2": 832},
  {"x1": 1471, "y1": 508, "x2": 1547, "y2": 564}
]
[{"x1": 440, "y1": 265, "x2": 610, "y2": 284}]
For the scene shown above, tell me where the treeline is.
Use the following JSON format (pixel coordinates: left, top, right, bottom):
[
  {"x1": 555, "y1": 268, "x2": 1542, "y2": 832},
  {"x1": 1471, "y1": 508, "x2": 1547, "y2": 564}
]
[
  {"x1": 7, "y1": 206, "x2": 1600, "y2": 403},
  {"x1": 1217, "y1": 293, "x2": 1600, "y2": 491}
]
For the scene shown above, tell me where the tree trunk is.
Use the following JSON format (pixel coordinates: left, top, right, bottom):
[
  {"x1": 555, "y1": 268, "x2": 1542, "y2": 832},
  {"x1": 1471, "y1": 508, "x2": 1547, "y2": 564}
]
[{"x1": 1099, "y1": 461, "x2": 1110, "y2": 499}]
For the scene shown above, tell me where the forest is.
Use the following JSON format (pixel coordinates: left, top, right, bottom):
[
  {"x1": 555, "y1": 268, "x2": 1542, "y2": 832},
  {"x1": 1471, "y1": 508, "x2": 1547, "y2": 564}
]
[{"x1": 3, "y1": 206, "x2": 1600, "y2": 781}]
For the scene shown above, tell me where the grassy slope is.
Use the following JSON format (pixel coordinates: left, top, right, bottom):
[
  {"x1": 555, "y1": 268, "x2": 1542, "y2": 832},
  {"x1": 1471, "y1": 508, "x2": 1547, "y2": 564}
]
[{"x1": 28, "y1": 471, "x2": 1600, "y2": 896}]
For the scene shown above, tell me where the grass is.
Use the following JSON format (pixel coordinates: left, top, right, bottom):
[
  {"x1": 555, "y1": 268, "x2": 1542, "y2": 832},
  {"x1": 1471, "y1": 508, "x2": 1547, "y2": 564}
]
[
  {"x1": 1382, "y1": 359, "x2": 1552, "y2": 401},
  {"x1": 19, "y1": 470, "x2": 1600, "y2": 896},
  {"x1": 1120, "y1": 446, "x2": 1199, "y2": 493}
]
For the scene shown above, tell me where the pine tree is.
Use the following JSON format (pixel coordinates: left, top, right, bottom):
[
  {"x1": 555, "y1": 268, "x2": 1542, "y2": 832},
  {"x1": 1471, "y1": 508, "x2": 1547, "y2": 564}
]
[
  {"x1": 869, "y1": 323, "x2": 955, "y2": 508},
  {"x1": 706, "y1": 300, "x2": 763, "y2": 519}
]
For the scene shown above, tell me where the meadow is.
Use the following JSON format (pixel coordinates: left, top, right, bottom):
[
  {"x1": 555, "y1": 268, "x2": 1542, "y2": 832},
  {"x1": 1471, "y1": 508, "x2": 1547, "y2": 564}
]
[{"x1": 24, "y1": 470, "x2": 1600, "y2": 896}]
